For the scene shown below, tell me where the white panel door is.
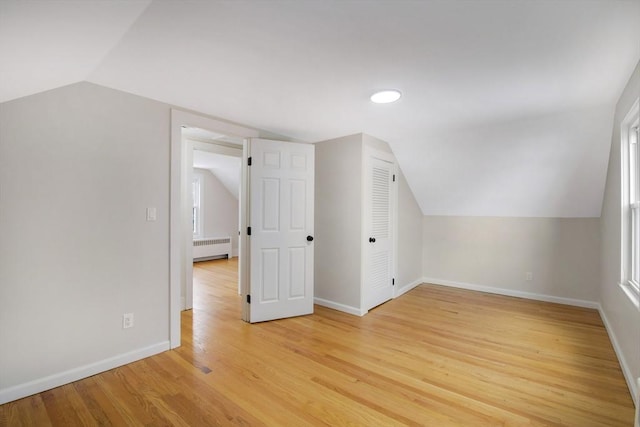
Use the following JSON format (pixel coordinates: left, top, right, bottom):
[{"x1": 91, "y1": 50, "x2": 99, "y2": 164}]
[
  {"x1": 364, "y1": 154, "x2": 395, "y2": 310},
  {"x1": 248, "y1": 138, "x2": 314, "y2": 322}
]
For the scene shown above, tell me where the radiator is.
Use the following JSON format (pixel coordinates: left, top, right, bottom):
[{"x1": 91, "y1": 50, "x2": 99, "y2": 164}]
[{"x1": 193, "y1": 237, "x2": 232, "y2": 261}]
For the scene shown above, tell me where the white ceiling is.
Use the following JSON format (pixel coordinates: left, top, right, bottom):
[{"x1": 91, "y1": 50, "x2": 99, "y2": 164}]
[
  {"x1": 0, "y1": 0, "x2": 151, "y2": 102},
  {"x1": 2, "y1": 0, "x2": 639, "y2": 217}
]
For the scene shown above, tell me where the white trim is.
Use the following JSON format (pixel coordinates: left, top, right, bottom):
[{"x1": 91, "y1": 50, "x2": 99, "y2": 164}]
[
  {"x1": 188, "y1": 139, "x2": 243, "y2": 157},
  {"x1": 0, "y1": 341, "x2": 170, "y2": 405},
  {"x1": 394, "y1": 278, "x2": 422, "y2": 298},
  {"x1": 620, "y1": 281, "x2": 640, "y2": 308},
  {"x1": 191, "y1": 171, "x2": 203, "y2": 239},
  {"x1": 598, "y1": 304, "x2": 639, "y2": 404},
  {"x1": 422, "y1": 277, "x2": 599, "y2": 309},
  {"x1": 240, "y1": 139, "x2": 250, "y2": 320},
  {"x1": 621, "y1": 99, "x2": 640, "y2": 305},
  {"x1": 314, "y1": 297, "x2": 367, "y2": 316}
]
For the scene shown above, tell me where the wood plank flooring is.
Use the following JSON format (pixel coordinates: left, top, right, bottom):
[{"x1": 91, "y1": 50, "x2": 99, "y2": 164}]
[{"x1": 1, "y1": 258, "x2": 635, "y2": 426}]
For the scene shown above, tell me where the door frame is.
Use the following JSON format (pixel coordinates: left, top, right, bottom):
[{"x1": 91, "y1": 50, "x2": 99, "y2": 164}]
[{"x1": 170, "y1": 109, "x2": 258, "y2": 348}]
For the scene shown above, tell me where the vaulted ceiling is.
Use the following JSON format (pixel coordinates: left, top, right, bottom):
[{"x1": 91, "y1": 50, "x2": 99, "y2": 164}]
[{"x1": 1, "y1": 0, "x2": 638, "y2": 217}]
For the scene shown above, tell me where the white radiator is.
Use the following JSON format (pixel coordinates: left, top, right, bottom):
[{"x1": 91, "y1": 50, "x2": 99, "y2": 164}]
[{"x1": 193, "y1": 237, "x2": 232, "y2": 261}]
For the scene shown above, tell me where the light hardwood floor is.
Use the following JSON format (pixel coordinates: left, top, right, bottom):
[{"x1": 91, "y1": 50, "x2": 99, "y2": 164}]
[{"x1": 1, "y1": 258, "x2": 635, "y2": 426}]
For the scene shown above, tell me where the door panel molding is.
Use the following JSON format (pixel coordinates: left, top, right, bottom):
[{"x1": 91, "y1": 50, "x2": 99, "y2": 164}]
[{"x1": 245, "y1": 138, "x2": 315, "y2": 323}]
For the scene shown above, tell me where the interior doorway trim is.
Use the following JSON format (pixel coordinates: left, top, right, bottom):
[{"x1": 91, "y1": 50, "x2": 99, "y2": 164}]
[{"x1": 170, "y1": 109, "x2": 258, "y2": 348}]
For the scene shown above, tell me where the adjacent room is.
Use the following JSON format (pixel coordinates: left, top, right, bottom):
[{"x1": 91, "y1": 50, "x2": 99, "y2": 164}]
[
  {"x1": 0, "y1": 1, "x2": 638, "y2": 425},
  {"x1": 183, "y1": 126, "x2": 243, "y2": 311}
]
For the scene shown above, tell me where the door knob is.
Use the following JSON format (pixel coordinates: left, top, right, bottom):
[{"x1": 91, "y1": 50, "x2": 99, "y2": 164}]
[
  {"x1": 307, "y1": 235, "x2": 314, "y2": 242},
  {"x1": 369, "y1": 237, "x2": 376, "y2": 243}
]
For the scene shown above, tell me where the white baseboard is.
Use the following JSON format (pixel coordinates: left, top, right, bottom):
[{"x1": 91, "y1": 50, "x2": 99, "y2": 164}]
[
  {"x1": 314, "y1": 278, "x2": 422, "y2": 316},
  {"x1": 598, "y1": 305, "x2": 639, "y2": 405},
  {"x1": 423, "y1": 277, "x2": 599, "y2": 309},
  {"x1": 314, "y1": 297, "x2": 367, "y2": 316},
  {"x1": 0, "y1": 341, "x2": 170, "y2": 405},
  {"x1": 395, "y1": 278, "x2": 422, "y2": 298}
]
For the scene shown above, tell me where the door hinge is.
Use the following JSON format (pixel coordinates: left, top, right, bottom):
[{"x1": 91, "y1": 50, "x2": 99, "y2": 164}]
[
  {"x1": 247, "y1": 226, "x2": 252, "y2": 236},
  {"x1": 248, "y1": 156, "x2": 252, "y2": 166},
  {"x1": 393, "y1": 174, "x2": 396, "y2": 182},
  {"x1": 392, "y1": 278, "x2": 395, "y2": 286},
  {"x1": 246, "y1": 294, "x2": 251, "y2": 304}
]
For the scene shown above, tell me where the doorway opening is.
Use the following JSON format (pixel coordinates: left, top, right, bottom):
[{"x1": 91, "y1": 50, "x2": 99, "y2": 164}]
[
  {"x1": 169, "y1": 109, "x2": 258, "y2": 348},
  {"x1": 170, "y1": 110, "x2": 316, "y2": 345},
  {"x1": 185, "y1": 127, "x2": 242, "y2": 313}
]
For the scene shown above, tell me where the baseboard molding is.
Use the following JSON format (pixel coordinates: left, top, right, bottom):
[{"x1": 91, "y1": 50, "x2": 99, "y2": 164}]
[
  {"x1": 314, "y1": 297, "x2": 367, "y2": 316},
  {"x1": 423, "y1": 277, "x2": 599, "y2": 309},
  {"x1": 395, "y1": 278, "x2": 422, "y2": 298},
  {"x1": 598, "y1": 305, "x2": 639, "y2": 405},
  {"x1": 0, "y1": 341, "x2": 170, "y2": 405}
]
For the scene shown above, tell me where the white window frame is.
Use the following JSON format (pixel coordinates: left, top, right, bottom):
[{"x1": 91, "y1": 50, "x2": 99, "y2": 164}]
[
  {"x1": 192, "y1": 173, "x2": 203, "y2": 239},
  {"x1": 620, "y1": 99, "x2": 640, "y2": 307}
]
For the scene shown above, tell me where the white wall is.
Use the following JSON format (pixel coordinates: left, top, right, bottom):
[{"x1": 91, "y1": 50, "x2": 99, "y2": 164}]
[
  {"x1": 362, "y1": 133, "x2": 392, "y2": 154},
  {"x1": 314, "y1": 134, "x2": 363, "y2": 310},
  {"x1": 314, "y1": 133, "x2": 424, "y2": 312},
  {"x1": 423, "y1": 216, "x2": 600, "y2": 304},
  {"x1": 397, "y1": 170, "x2": 423, "y2": 291},
  {"x1": 0, "y1": 82, "x2": 171, "y2": 402},
  {"x1": 600, "y1": 60, "x2": 640, "y2": 402},
  {"x1": 194, "y1": 168, "x2": 239, "y2": 256}
]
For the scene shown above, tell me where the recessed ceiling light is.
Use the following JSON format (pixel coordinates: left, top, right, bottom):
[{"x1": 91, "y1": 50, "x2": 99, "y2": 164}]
[{"x1": 370, "y1": 90, "x2": 401, "y2": 104}]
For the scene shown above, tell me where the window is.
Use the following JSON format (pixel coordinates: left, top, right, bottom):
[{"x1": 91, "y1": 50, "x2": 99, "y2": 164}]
[
  {"x1": 621, "y1": 99, "x2": 640, "y2": 306},
  {"x1": 192, "y1": 174, "x2": 202, "y2": 238}
]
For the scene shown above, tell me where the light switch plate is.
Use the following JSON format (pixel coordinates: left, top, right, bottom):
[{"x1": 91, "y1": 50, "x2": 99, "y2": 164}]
[{"x1": 146, "y1": 207, "x2": 157, "y2": 221}]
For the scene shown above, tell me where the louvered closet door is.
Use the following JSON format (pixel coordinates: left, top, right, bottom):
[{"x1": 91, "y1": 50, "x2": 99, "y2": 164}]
[{"x1": 364, "y1": 154, "x2": 395, "y2": 310}]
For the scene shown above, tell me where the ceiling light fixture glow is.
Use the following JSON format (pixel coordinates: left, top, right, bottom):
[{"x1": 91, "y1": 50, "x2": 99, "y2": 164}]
[{"x1": 370, "y1": 90, "x2": 401, "y2": 104}]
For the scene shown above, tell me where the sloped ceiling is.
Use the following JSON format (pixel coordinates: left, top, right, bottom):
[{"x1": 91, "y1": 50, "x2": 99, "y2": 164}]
[
  {"x1": 193, "y1": 150, "x2": 241, "y2": 201},
  {"x1": 0, "y1": 0, "x2": 151, "y2": 102},
  {"x1": 2, "y1": 0, "x2": 639, "y2": 217}
]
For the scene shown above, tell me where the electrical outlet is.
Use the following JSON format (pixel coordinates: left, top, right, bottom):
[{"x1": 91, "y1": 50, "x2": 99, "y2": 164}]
[
  {"x1": 525, "y1": 272, "x2": 533, "y2": 281},
  {"x1": 123, "y1": 313, "x2": 134, "y2": 329}
]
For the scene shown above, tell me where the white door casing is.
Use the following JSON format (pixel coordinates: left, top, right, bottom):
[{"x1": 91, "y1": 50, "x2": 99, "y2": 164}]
[
  {"x1": 246, "y1": 138, "x2": 315, "y2": 322},
  {"x1": 363, "y1": 149, "x2": 396, "y2": 311}
]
